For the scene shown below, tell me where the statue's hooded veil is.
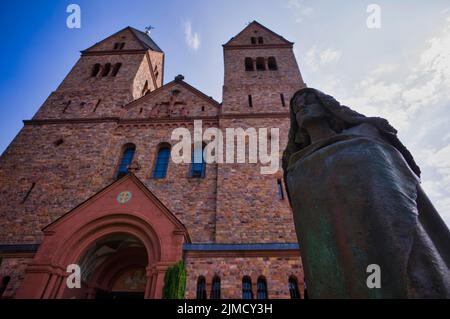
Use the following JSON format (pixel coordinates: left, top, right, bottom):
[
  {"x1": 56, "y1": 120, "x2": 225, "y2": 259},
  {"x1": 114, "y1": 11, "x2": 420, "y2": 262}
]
[
  {"x1": 282, "y1": 87, "x2": 421, "y2": 203},
  {"x1": 282, "y1": 88, "x2": 450, "y2": 298}
]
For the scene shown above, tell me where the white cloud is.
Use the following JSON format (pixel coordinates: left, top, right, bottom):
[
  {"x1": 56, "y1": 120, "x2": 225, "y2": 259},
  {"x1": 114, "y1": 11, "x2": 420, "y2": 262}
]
[
  {"x1": 305, "y1": 46, "x2": 342, "y2": 70},
  {"x1": 287, "y1": 0, "x2": 314, "y2": 23},
  {"x1": 371, "y1": 64, "x2": 398, "y2": 76},
  {"x1": 308, "y1": 15, "x2": 450, "y2": 226},
  {"x1": 183, "y1": 21, "x2": 200, "y2": 51}
]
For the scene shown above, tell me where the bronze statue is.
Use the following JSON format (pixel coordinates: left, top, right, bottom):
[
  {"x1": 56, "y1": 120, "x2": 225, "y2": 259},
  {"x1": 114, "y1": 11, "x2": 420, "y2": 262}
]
[{"x1": 283, "y1": 87, "x2": 450, "y2": 298}]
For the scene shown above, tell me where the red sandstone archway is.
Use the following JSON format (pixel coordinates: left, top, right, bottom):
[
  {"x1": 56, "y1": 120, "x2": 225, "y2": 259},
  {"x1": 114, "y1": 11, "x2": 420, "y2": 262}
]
[{"x1": 15, "y1": 174, "x2": 190, "y2": 299}]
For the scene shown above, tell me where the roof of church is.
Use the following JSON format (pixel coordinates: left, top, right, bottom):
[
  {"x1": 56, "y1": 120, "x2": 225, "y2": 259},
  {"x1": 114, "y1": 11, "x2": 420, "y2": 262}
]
[
  {"x1": 128, "y1": 26, "x2": 163, "y2": 53},
  {"x1": 223, "y1": 20, "x2": 293, "y2": 47},
  {"x1": 82, "y1": 26, "x2": 163, "y2": 53},
  {"x1": 124, "y1": 75, "x2": 221, "y2": 110}
]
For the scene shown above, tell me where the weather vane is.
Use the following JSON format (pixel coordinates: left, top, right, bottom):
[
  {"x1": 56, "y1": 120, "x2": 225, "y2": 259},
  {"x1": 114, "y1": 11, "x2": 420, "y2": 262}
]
[{"x1": 144, "y1": 26, "x2": 155, "y2": 35}]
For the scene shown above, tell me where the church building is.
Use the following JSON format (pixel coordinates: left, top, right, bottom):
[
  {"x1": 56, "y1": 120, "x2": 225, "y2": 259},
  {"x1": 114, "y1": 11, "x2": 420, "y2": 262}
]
[{"x1": 0, "y1": 21, "x2": 307, "y2": 299}]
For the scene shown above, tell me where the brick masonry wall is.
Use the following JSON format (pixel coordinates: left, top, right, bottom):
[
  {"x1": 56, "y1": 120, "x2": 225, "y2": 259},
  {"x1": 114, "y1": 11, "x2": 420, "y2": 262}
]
[
  {"x1": 185, "y1": 255, "x2": 305, "y2": 299},
  {"x1": 0, "y1": 257, "x2": 32, "y2": 299},
  {"x1": 0, "y1": 120, "x2": 221, "y2": 244},
  {"x1": 0, "y1": 23, "x2": 308, "y2": 298},
  {"x1": 215, "y1": 117, "x2": 297, "y2": 243}
]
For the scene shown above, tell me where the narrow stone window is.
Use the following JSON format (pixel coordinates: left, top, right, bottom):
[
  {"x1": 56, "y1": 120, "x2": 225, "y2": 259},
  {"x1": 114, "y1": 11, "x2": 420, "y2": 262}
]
[
  {"x1": 114, "y1": 42, "x2": 125, "y2": 50},
  {"x1": 280, "y1": 93, "x2": 286, "y2": 107},
  {"x1": 111, "y1": 63, "x2": 122, "y2": 77},
  {"x1": 251, "y1": 37, "x2": 256, "y2": 44},
  {"x1": 22, "y1": 183, "x2": 36, "y2": 204},
  {"x1": 245, "y1": 57, "x2": 254, "y2": 71},
  {"x1": 277, "y1": 179, "x2": 285, "y2": 200},
  {"x1": 304, "y1": 280, "x2": 309, "y2": 299},
  {"x1": 257, "y1": 276, "x2": 268, "y2": 299},
  {"x1": 268, "y1": 57, "x2": 278, "y2": 70},
  {"x1": 91, "y1": 63, "x2": 101, "y2": 77},
  {"x1": 102, "y1": 63, "x2": 111, "y2": 77},
  {"x1": 242, "y1": 276, "x2": 253, "y2": 299},
  {"x1": 53, "y1": 138, "x2": 64, "y2": 147},
  {"x1": 63, "y1": 100, "x2": 71, "y2": 113},
  {"x1": 248, "y1": 95, "x2": 253, "y2": 108},
  {"x1": 201, "y1": 106, "x2": 205, "y2": 112},
  {"x1": 258, "y1": 37, "x2": 264, "y2": 44},
  {"x1": 210, "y1": 276, "x2": 221, "y2": 299},
  {"x1": 256, "y1": 57, "x2": 265, "y2": 71},
  {"x1": 196, "y1": 276, "x2": 207, "y2": 299},
  {"x1": 0, "y1": 276, "x2": 11, "y2": 297},
  {"x1": 142, "y1": 80, "x2": 149, "y2": 96},
  {"x1": 93, "y1": 99, "x2": 102, "y2": 112},
  {"x1": 288, "y1": 276, "x2": 300, "y2": 299}
]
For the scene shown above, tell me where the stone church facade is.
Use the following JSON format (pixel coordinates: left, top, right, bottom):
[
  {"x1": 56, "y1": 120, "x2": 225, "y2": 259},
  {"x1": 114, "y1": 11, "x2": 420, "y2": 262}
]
[{"x1": 0, "y1": 21, "x2": 307, "y2": 299}]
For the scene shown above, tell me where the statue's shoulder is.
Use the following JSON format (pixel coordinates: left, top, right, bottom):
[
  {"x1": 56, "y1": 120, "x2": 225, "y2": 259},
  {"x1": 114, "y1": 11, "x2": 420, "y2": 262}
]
[{"x1": 342, "y1": 123, "x2": 383, "y2": 141}]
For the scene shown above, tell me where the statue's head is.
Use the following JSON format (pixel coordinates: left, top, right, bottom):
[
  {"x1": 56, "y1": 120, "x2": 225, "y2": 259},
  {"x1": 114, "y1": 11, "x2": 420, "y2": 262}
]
[
  {"x1": 294, "y1": 91, "x2": 330, "y2": 128},
  {"x1": 282, "y1": 88, "x2": 421, "y2": 199}
]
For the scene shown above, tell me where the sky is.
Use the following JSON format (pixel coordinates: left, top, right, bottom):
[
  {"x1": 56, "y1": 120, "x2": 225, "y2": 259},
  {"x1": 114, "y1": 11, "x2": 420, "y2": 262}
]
[{"x1": 0, "y1": 0, "x2": 449, "y2": 225}]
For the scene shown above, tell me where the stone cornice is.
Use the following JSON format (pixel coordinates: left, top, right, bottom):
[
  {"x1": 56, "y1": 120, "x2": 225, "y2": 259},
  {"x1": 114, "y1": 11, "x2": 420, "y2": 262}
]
[
  {"x1": 23, "y1": 112, "x2": 289, "y2": 126},
  {"x1": 183, "y1": 243, "x2": 301, "y2": 258},
  {"x1": 223, "y1": 44, "x2": 293, "y2": 50},
  {"x1": 80, "y1": 49, "x2": 148, "y2": 56}
]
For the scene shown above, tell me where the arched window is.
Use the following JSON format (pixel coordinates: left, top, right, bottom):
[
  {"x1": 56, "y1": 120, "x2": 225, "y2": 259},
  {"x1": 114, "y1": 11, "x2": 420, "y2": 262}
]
[
  {"x1": 116, "y1": 144, "x2": 136, "y2": 178},
  {"x1": 304, "y1": 280, "x2": 309, "y2": 299},
  {"x1": 211, "y1": 276, "x2": 221, "y2": 299},
  {"x1": 152, "y1": 145, "x2": 170, "y2": 179},
  {"x1": 257, "y1": 276, "x2": 268, "y2": 299},
  {"x1": 111, "y1": 63, "x2": 122, "y2": 77},
  {"x1": 288, "y1": 276, "x2": 300, "y2": 299},
  {"x1": 277, "y1": 179, "x2": 284, "y2": 200},
  {"x1": 256, "y1": 57, "x2": 265, "y2": 71},
  {"x1": 242, "y1": 276, "x2": 253, "y2": 299},
  {"x1": 245, "y1": 57, "x2": 254, "y2": 71},
  {"x1": 196, "y1": 276, "x2": 207, "y2": 299},
  {"x1": 91, "y1": 63, "x2": 101, "y2": 77},
  {"x1": 102, "y1": 63, "x2": 111, "y2": 77},
  {"x1": 0, "y1": 276, "x2": 11, "y2": 297},
  {"x1": 268, "y1": 57, "x2": 278, "y2": 70},
  {"x1": 191, "y1": 144, "x2": 205, "y2": 178}
]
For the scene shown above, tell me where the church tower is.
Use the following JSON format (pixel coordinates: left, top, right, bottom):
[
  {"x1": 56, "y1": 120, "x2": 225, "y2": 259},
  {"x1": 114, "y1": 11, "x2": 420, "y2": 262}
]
[
  {"x1": 221, "y1": 21, "x2": 305, "y2": 114},
  {"x1": 33, "y1": 27, "x2": 164, "y2": 119},
  {"x1": 215, "y1": 21, "x2": 306, "y2": 243}
]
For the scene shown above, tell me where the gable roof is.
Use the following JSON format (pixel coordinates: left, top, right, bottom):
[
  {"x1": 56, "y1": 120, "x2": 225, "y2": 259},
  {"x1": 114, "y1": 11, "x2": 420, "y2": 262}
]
[
  {"x1": 223, "y1": 20, "x2": 293, "y2": 47},
  {"x1": 42, "y1": 173, "x2": 190, "y2": 242},
  {"x1": 124, "y1": 76, "x2": 221, "y2": 110},
  {"x1": 129, "y1": 27, "x2": 163, "y2": 52},
  {"x1": 82, "y1": 26, "x2": 163, "y2": 53}
]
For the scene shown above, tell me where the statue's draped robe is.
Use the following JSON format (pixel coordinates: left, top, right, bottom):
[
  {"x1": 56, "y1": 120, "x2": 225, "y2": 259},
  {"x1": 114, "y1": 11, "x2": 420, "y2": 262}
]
[{"x1": 286, "y1": 123, "x2": 450, "y2": 298}]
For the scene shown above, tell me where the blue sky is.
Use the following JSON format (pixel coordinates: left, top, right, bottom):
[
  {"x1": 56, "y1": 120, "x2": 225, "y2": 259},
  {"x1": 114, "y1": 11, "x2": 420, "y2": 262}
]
[{"x1": 1, "y1": 0, "x2": 450, "y2": 225}]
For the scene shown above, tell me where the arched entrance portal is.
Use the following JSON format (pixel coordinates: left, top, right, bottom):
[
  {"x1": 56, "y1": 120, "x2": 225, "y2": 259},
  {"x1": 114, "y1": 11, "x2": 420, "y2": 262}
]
[
  {"x1": 78, "y1": 234, "x2": 148, "y2": 299},
  {"x1": 15, "y1": 174, "x2": 190, "y2": 299}
]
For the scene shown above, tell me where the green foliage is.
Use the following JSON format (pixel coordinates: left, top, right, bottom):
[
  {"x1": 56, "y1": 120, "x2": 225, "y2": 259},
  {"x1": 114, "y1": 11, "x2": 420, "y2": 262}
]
[{"x1": 162, "y1": 260, "x2": 186, "y2": 299}]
